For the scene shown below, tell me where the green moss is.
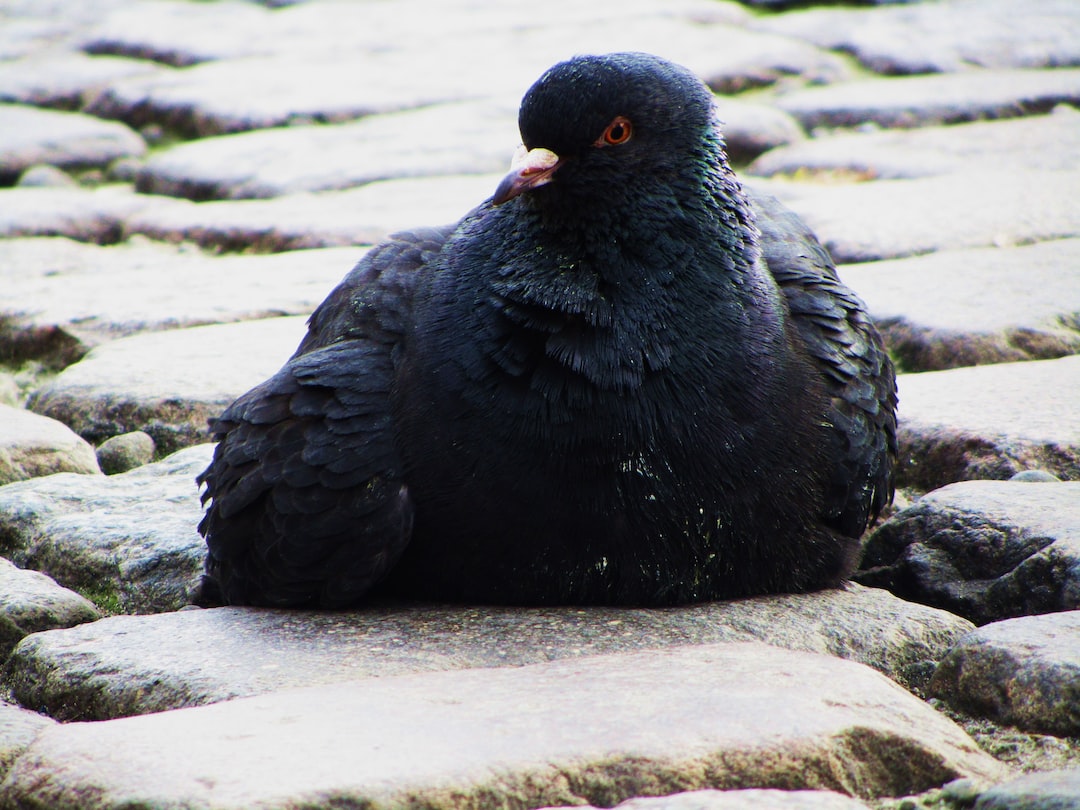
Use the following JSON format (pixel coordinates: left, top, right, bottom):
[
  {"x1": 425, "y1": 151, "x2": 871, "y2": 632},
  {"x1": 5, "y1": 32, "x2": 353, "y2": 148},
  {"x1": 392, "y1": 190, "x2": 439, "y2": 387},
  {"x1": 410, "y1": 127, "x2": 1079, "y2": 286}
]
[{"x1": 76, "y1": 584, "x2": 123, "y2": 616}]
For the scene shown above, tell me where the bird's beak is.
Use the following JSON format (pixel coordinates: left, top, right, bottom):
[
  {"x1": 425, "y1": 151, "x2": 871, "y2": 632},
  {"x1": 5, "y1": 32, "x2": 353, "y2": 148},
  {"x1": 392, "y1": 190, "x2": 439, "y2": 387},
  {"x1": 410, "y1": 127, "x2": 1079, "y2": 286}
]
[{"x1": 492, "y1": 145, "x2": 561, "y2": 205}]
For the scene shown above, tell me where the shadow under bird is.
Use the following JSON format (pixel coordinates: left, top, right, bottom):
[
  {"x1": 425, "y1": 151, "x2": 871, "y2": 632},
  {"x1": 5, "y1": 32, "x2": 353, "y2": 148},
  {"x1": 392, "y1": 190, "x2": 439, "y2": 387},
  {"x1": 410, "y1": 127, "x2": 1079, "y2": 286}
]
[{"x1": 197, "y1": 52, "x2": 897, "y2": 608}]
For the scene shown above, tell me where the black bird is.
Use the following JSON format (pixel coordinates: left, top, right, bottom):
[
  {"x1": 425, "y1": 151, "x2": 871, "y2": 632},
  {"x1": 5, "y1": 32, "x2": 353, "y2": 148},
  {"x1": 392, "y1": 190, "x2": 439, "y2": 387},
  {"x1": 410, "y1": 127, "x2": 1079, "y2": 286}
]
[{"x1": 197, "y1": 52, "x2": 897, "y2": 608}]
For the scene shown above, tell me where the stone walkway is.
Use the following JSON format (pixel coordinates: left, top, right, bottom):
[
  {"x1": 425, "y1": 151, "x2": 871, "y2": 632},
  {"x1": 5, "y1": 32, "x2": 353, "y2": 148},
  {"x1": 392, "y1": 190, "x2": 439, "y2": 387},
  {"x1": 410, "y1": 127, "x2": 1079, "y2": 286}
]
[{"x1": 1, "y1": 1, "x2": 1079, "y2": 809}]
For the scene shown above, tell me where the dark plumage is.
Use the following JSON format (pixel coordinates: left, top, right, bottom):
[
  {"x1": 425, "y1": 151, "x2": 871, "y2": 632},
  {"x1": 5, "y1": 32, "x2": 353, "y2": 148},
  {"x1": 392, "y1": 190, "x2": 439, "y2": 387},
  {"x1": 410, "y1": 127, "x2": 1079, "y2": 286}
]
[{"x1": 197, "y1": 52, "x2": 897, "y2": 608}]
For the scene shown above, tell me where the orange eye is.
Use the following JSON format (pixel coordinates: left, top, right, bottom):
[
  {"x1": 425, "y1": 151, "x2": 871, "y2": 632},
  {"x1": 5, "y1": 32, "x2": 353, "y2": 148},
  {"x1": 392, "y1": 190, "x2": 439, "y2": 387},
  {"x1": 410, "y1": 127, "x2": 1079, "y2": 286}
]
[{"x1": 599, "y1": 116, "x2": 633, "y2": 146}]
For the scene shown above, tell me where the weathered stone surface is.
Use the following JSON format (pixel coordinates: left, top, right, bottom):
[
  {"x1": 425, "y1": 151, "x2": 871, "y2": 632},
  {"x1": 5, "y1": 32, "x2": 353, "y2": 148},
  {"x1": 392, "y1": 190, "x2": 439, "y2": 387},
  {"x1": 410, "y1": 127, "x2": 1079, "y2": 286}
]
[
  {"x1": 95, "y1": 431, "x2": 155, "y2": 474},
  {"x1": 893, "y1": 356, "x2": 1080, "y2": 490},
  {"x1": 0, "y1": 443, "x2": 213, "y2": 614},
  {"x1": 15, "y1": 164, "x2": 79, "y2": 189},
  {"x1": 858, "y1": 481, "x2": 1080, "y2": 624},
  {"x1": 123, "y1": 173, "x2": 500, "y2": 251},
  {"x1": 85, "y1": 54, "x2": 489, "y2": 139},
  {"x1": 27, "y1": 316, "x2": 309, "y2": 453},
  {"x1": 975, "y1": 768, "x2": 1080, "y2": 810},
  {"x1": 0, "y1": 404, "x2": 101, "y2": 485},
  {"x1": 751, "y1": 169, "x2": 1080, "y2": 263},
  {"x1": 0, "y1": 104, "x2": 145, "y2": 184},
  {"x1": 772, "y1": 68, "x2": 1080, "y2": 132},
  {"x1": 0, "y1": 52, "x2": 163, "y2": 109},
  {"x1": 930, "y1": 613, "x2": 1080, "y2": 737},
  {"x1": 752, "y1": 0, "x2": 1080, "y2": 75},
  {"x1": 0, "y1": 558, "x2": 99, "y2": 659},
  {"x1": 0, "y1": 643, "x2": 1007, "y2": 809},
  {"x1": 0, "y1": 186, "x2": 174, "y2": 243},
  {"x1": 749, "y1": 107, "x2": 1080, "y2": 180},
  {"x1": 79, "y1": 0, "x2": 749, "y2": 69},
  {"x1": 0, "y1": 236, "x2": 363, "y2": 363},
  {"x1": 836, "y1": 239, "x2": 1080, "y2": 372},
  {"x1": 544, "y1": 789, "x2": 871, "y2": 809},
  {"x1": 132, "y1": 100, "x2": 520, "y2": 200},
  {"x1": 6, "y1": 584, "x2": 973, "y2": 720},
  {"x1": 0, "y1": 703, "x2": 55, "y2": 782},
  {"x1": 79, "y1": 4, "x2": 840, "y2": 132},
  {"x1": 715, "y1": 97, "x2": 806, "y2": 164},
  {"x1": 82, "y1": 0, "x2": 282, "y2": 66}
]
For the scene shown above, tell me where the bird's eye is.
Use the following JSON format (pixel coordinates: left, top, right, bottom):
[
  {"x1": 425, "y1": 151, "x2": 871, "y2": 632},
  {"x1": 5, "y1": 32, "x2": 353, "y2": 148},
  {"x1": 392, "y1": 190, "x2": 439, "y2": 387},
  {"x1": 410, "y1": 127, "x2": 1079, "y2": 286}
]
[{"x1": 598, "y1": 116, "x2": 633, "y2": 147}]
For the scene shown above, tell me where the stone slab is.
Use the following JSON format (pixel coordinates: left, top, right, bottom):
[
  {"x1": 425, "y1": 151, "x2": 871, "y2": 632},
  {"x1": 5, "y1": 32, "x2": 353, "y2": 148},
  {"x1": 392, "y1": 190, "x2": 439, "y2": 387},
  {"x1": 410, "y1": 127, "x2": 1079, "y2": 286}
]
[
  {"x1": 751, "y1": 0, "x2": 1080, "y2": 75},
  {"x1": 123, "y1": 173, "x2": 500, "y2": 251},
  {"x1": 858, "y1": 481, "x2": 1080, "y2": 624},
  {"x1": 0, "y1": 643, "x2": 1008, "y2": 809},
  {"x1": 27, "y1": 316, "x2": 309, "y2": 453},
  {"x1": 2, "y1": 583, "x2": 973, "y2": 721},
  {"x1": 0, "y1": 104, "x2": 145, "y2": 183},
  {"x1": 975, "y1": 768, "x2": 1080, "y2": 810},
  {"x1": 0, "y1": 186, "x2": 176, "y2": 244},
  {"x1": 80, "y1": 5, "x2": 841, "y2": 133},
  {"x1": 750, "y1": 169, "x2": 1080, "y2": 263},
  {"x1": 0, "y1": 405, "x2": 101, "y2": 485},
  {"x1": 749, "y1": 107, "x2": 1080, "y2": 180},
  {"x1": 836, "y1": 239, "x2": 1080, "y2": 371},
  {"x1": 894, "y1": 356, "x2": 1080, "y2": 490},
  {"x1": 0, "y1": 52, "x2": 163, "y2": 109},
  {"x1": 0, "y1": 444, "x2": 213, "y2": 615},
  {"x1": 0, "y1": 703, "x2": 55, "y2": 783},
  {"x1": 78, "y1": 0, "x2": 749, "y2": 68},
  {"x1": 773, "y1": 68, "x2": 1080, "y2": 132},
  {"x1": 0, "y1": 236, "x2": 365, "y2": 363},
  {"x1": 134, "y1": 100, "x2": 518, "y2": 200},
  {"x1": 0, "y1": 557, "x2": 100, "y2": 659},
  {"x1": 546, "y1": 789, "x2": 871, "y2": 810},
  {"x1": 930, "y1": 612, "x2": 1080, "y2": 737}
]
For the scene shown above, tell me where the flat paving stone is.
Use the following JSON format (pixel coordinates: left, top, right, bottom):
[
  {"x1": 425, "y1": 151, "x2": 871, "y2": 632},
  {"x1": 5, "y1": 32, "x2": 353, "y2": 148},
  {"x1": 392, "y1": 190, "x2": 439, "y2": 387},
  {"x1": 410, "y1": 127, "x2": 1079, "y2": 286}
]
[
  {"x1": 0, "y1": 557, "x2": 100, "y2": 659},
  {"x1": 836, "y1": 239, "x2": 1080, "y2": 371},
  {"x1": 0, "y1": 52, "x2": 164, "y2": 109},
  {"x1": 26, "y1": 316, "x2": 309, "y2": 454},
  {"x1": 86, "y1": 54, "x2": 493, "y2": 139},
  {"x1": 549, "y1": 790, "x2": 872, "y2": 810},
  {"x1": 0, "y1": 643, "x2": 1007, "y2": 809},
  {"x1": 0, "y1": 186, "x2": 176, "y2": 244},
  {"x1": 78, "y1": 0, "x2": 749, "y2": 67},
  {"x1": 773, "y1": 68, "x2": 1080, "y2": 132},
  {"x1": 858, "y1": 481, "x2": 1080, "y2": 624},
  {"x1": 750, "y1": 107, "x2": 1080, "y2": 180},
  {"x1": 2, "y1": 583, "x2": 973, "y2": 720},
  {"x1": 975, "y1": 768, "x2": 1080, "y2": 810},
  {"x1": 752, "y1": 0, "x2": 1080, "y2": 75},
  {"x1": 0, "y1": 703, "x2": 55, "y2": 782},
  {"x1": 82, "y1": 0, "x2": 281, "y2": 66},
  {"x1": 895, "y1": 356, "x2": 1080, "y2": 490},
  {"x1": 0, "y1": 104, "x2": 145, "y2": 184},
  {"x1": 0, "y1": 404, "x2": 101, "y2": 485},
  {"x1": 0, "y1": 236, "x2": 365, "y2": 362},
  {"x1": 751, "y1": 169, "x2": 1080, "y2": 263},
  {"x1": 134, "y1": 100, "x2": 518, "y2": 200},
  {"x1": 930, "y1": 612, "x2": 1080, "y2": 737},
  {"x1": 79, "y1": 3, "x2": 840, "y2": 128},
  {"x1": 124, "y1": 173, "x2": 500, "y2": 251},
  {"x1": 0, "y1": 443, "x2": 214, "y2": 615}
]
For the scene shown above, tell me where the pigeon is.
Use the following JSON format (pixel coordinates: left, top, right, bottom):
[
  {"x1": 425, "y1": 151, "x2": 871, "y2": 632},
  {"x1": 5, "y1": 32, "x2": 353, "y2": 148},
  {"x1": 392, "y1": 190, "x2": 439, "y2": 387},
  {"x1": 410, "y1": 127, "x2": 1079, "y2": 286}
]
[{"x1": 197, "y1": 52, "x2": 897, "y2": 608}]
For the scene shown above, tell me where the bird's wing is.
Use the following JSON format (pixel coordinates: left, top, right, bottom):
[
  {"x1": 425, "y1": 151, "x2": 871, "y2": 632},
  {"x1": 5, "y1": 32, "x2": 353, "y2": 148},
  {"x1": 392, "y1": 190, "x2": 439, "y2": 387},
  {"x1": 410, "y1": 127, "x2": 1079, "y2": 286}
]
[
  {"x1": 747, "y1": 188, "x2": 898, "y2": 538},
  {"x1": 197, "y1": 225, "x2": 454, "y2": 607}
]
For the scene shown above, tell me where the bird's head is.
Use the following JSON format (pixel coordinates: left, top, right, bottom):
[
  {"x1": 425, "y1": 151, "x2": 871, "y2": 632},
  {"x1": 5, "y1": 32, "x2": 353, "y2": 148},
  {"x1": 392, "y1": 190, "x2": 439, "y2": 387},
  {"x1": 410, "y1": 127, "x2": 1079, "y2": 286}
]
[{"x1": 493, "y1": 52, "x2": 726, "y2": 210}]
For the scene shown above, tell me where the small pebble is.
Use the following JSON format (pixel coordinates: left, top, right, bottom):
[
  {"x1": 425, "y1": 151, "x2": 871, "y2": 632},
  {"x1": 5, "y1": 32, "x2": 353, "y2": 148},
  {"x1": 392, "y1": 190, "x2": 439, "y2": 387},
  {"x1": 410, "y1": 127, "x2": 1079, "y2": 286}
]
[
  {"x1": 96, "y1": 431, "x2": 157, "y2": 474},
  {"x1": 16, "y1": 164, "x2": 79, "y2": 188},
  {"x1": 1009, "y1": 469, "x2": 1062, "y2": 482}
]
